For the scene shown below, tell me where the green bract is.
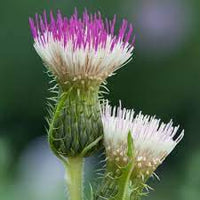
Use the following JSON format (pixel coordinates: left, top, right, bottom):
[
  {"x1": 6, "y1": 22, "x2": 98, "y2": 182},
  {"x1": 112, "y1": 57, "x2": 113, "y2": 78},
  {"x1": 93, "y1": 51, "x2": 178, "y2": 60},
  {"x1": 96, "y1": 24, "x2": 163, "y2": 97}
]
[{"x1": 48, "y1": 84, "x2": 103, "y2": 158}]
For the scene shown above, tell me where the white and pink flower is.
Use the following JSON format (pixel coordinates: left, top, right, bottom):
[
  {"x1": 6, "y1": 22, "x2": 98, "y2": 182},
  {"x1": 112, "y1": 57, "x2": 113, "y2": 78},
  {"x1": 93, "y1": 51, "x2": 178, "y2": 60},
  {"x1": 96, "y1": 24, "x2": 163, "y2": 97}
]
[{"x1": 29, "y1": 9, "x2": 134, "y2": 84}]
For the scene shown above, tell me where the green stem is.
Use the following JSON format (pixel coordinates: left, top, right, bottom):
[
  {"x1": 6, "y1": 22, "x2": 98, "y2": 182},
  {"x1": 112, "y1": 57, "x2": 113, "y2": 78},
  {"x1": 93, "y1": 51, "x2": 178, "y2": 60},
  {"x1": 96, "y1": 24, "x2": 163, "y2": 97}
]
[{"x1": 65, "y1": 157, "x2": 84, "y2": 200}]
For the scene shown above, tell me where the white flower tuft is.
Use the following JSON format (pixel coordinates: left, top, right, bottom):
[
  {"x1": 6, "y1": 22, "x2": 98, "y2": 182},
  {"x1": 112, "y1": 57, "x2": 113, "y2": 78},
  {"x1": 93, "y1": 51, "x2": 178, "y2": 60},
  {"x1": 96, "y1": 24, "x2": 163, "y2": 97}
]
[
  {"x1": 101, "y1": 101, "x2": 184, "y2": 176},
  {"x1": 34, "y1": 34, "x2": 133, "y2": 83}
]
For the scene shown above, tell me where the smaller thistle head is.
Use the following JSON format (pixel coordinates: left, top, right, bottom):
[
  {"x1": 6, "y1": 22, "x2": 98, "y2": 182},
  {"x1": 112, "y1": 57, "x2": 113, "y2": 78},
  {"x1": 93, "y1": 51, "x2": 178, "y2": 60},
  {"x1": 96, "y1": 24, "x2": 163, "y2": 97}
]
[
  {"x1": 29, "y1": 9, "x2": 134, "y2": 90},
  {"x1": 101, "y1": 101, "x2": 184, "y2": 181}
]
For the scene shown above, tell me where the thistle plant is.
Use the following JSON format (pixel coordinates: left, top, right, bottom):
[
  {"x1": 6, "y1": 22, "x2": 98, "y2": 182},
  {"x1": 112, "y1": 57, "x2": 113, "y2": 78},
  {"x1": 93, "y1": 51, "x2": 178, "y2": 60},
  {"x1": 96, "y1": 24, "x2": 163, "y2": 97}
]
[{"x1": 29, "y1": 8, "x2": 183, "y2": 200}]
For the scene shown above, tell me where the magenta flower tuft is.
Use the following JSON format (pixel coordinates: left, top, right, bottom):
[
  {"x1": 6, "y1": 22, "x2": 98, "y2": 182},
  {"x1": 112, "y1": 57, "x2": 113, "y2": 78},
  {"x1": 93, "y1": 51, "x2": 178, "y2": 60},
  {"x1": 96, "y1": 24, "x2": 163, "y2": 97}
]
[{"x1": 29, "y1": 9, "x2": 135, "y2": 85}]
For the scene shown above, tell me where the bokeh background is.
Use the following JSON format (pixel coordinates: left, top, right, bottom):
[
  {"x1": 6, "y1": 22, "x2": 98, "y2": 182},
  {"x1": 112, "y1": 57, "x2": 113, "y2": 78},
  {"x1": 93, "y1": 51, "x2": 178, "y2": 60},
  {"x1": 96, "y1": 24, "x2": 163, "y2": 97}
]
[{"x1": 0, "y1": 0, "x2": 200, "y2": 199}]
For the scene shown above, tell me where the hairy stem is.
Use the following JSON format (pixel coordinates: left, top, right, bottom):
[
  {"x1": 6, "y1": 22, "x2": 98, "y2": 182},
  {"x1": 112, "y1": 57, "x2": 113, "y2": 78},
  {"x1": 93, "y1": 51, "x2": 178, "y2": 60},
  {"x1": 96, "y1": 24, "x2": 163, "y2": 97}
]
[{"x1": 65, "y1": 157, "x2": 84, "y2": 200}]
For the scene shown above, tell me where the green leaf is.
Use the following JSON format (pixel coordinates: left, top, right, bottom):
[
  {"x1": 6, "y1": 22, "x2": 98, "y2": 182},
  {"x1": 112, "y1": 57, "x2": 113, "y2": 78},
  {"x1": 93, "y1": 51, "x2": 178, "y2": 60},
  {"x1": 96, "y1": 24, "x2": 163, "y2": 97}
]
[
  {"x1": 127, "y1": 131, "x2": 134, "y2": 158},
  {"x1": 95, "y1": 132, "x2": 136, "y2": 200}
]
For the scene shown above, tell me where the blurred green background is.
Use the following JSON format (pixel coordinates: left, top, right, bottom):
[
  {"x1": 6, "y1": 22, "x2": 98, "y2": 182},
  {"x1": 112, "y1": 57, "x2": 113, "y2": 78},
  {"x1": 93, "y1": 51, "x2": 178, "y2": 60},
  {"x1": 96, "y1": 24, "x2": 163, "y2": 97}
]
[{"x1": 0, "y1": 0, "x2": 200, "y2": 199}]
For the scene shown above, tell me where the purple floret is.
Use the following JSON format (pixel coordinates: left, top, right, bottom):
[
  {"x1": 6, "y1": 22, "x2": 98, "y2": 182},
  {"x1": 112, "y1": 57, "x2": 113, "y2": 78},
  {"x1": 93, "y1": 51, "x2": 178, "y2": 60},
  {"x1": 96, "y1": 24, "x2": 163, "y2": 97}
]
[{"x1": 29, "y1": 9, "x2": 134, "y2": 51}]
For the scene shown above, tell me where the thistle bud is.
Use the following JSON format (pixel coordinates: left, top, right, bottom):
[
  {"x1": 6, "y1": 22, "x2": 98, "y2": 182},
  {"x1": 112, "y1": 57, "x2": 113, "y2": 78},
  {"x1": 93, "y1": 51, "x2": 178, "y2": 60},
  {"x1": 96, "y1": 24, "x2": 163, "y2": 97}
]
[{"x1": 29, "y1": 10, "x2": 134, "y2": 158}]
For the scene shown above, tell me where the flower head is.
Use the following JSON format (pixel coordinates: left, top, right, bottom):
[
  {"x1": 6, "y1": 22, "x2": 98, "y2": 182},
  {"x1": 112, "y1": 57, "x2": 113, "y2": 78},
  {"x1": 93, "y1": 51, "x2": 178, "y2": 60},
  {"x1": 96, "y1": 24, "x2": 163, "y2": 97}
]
[
  {"x1": 101, "y1": 101, "x2": 184, "y2": 179},
  {"x1": 29, "y1": 9, "x2": 134, "y2": 88}
]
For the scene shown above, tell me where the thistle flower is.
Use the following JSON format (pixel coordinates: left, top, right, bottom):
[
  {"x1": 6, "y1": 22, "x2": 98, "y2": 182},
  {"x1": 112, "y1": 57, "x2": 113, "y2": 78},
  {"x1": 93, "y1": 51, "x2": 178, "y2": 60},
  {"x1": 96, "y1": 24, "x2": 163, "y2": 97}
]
[
  {"x1": 29, "y1": 9, "x2": 135, "y2": 158},
  {"x1": 29, "y1": 9, "x2": 134, "y2": 89},
  {"x1": 101, "y1": 101, "x2": 184, "y2": 180}
]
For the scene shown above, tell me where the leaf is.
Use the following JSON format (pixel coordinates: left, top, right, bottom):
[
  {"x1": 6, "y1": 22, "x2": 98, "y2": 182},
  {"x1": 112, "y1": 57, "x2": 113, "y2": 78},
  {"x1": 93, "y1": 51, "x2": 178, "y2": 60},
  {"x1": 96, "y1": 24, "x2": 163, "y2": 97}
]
[{"x1": 127, "y1": 131, "x2": 134, "y2": 158}]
